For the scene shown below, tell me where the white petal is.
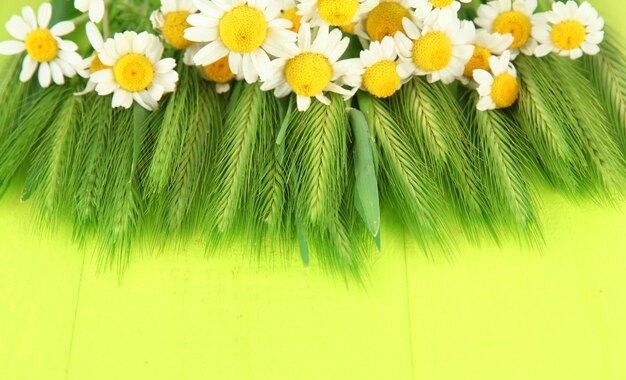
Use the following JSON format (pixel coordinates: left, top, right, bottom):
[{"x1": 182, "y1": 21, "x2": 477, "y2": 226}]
[
  {"x1": 296, "y1": 95, "x2": 311, "y2": 111},
  {"x1": 242, "y1": 53, "x2": 259, "y2": 83},
  {"x1": 19, "y1": 56, "x2": 38, "y2": 82},
  {"x1": 49, "y1": 61, "x2": 64, "y2": 85},
  {"x1": 22, "y1": 6, "x2": 37, "y2": 30},
  {"x1": 6, "y1": 16, "x2": 31, "y2": 40},
  {"x1": 50, "y1": 21, "x2": 75, "y2": 37},
  {"x1": 91, "y1": 68, "x2": 114, "y2": 84},
  {"x1": 147, "y1": 83, "x2": 164, "y2": 101},
  {"x1": 89, "y1": 0, "x2": 105, "y2": 23},
  {"x1": 155, "y1": 58, "x2": 177, "y2": 74},
  {"x1": 86, "y1": 22, "x2": 104, "y2": 50},
  {"x1": 193, "y1": 40, "x2": 228, "y2": 65},
  {"x1": 38, "y1": 62, "x2": 51, "y2": 88},
  {"x1": 38, "y1": 3, "x2": 52, "y2": 28},
  {"x1": 112, "y1": 89, "x2": 133, "y2": 109},
  {"x1": 0, "y1": 40, "x2": 25, "y2": 55}
]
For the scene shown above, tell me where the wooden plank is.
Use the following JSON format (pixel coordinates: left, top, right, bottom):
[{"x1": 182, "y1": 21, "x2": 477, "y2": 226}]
[
  {"x1": 65, "y1": 218, "x2": 415, "y2": 380},
  {"x1": 0, "y1": 180, "x2": 86, "y2": 380}
]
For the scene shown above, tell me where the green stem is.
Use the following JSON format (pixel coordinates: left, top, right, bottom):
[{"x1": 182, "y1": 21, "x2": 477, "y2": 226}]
[
  {"x1": 132, "y1": 104, "x2": 149, "y2": 176},
  {"x1": 103, "y1": 3, "x2": 110, "y2": 38},
  {"x1": 51, "y1": 0, "x2": 71, "y2": 25}
]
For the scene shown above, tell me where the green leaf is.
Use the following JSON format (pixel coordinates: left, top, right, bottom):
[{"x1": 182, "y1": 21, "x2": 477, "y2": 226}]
[
  {"x1": 285, "y1": 94, "x2": 349, "y2": 227},
  {"x1": 349, "y1": 107, "x2": 380, "y2": 238},
  {"x1": 297, "y1": 219, "x2": 310, "y2": 268}
]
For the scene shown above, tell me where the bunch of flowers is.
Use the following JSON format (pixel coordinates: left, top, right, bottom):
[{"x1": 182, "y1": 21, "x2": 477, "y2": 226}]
[
  {"x1": 0, "y1": 0, "x2": 623, "y2": 274},
  {"x1": 0, "y1": 0, "x2": 606, "y2": 110}
]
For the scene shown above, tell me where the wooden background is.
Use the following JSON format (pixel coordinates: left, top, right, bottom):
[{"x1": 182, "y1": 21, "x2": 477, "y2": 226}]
[{"x1": 1, "y1": 1, "x2": 625, "y2": 379}]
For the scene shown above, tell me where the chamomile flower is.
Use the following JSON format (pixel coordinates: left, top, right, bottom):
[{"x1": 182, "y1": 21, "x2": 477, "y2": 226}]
[
  {"x1": 341, "y1": 36, "x2": 412, "y2": 98},
  {"x1": 297, "y1": 0, "x2": 379, "y2": 28},
  {"x1": 0, "y1": 4, "x2": 81, "y2": 88},
  {"x1": 74, "y1": 0, "x2": 105, "y2": 23},
  {"x1": 75, "y1": 22, "x2": 110, "y2": 95},
  {"x1": 475, "y1": 0, "x2": 539, "y2": 57},
  {"x1": 186, "y1": 44, "x2": 236, "y2": 93},
  {"x1": 473, "y1": 51, "x2": 519, "y2": 110},
  {"x1": 91, "y1": 31, "x2": 179, "y2": 111},
  {"x1": 532, "y1": 1, "x2": 604, "y2": 60},
  {"x1": 185, "y1": 0, "x2": 297, "y2": 84},
  {"x1": 151, "y1": 0, "x2": 198, "y2": 50},
  {"x1": 261, "y1": 23, "x2": 360, "y2": 111},
  {"x1": 395, "y1": 10, "x2": 474, "y2": 84},
  {"x1": 460, "y1": 29, "x2": 513, "y2": 85},
  {"x1": 357, "y1": 0, "x2": 421, "y2": 42},
  {"x1": 414, "y1": 0, "x2": 471, "y2": 23},
  {"x1": 278, "y1": 0, "x2": 302, "y2": 33}
]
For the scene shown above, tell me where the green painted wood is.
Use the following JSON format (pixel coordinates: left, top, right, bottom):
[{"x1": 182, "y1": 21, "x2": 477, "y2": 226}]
[{"x1": 0, "y1": 1, "x2": 625, "y2": 379}]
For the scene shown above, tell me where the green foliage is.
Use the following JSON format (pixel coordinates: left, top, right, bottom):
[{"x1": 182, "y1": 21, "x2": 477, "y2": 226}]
[
  {"x1": 71, "y1": 96, "x2": 114, "y2": 230},
  {"x1": 285, "y1": 94, "x2": 349, "y2": 228},
  {"x1": 0, "y1": 57, "x2": 29, "y2": 142},
  {"x1": 0, "y1": 86, "x2": 65, "y2": 194},
  {"x1": 391, "y1": 78, "x2": 486, "y2": 240},
  {"x1": 148, "y1": 64, "x2": 200, "y2": 194},
  {"x1": 583, "y1": 27, "x2": 626, "y2": 157},
  {"x1": 516, "y1": 55, "x2": 586, "y2": 193},
  {"x1": 557, "y1": 57, "x2": 625, "y2": 195},
  {"x1": 164, "y1": 82, "x2": 224, "y2": 233},
  {"x1": 517, "y1": 54, "x2": 625, "y2": 198},
  {"x1": 465, "y1": 92, "x2": 540, "y2": 238},
  {"x1": 209, "y1": 82, "x2": 277, "y2": 234},
  {"x1": 349, "y1": 108, "x2": 381, "y2": 241},
  {"x1": 359, "y1": 93, "x2": 446, "y2": 249},
  {"x1": 22, "y1": 91, "x2": 82, "y2": 224}
]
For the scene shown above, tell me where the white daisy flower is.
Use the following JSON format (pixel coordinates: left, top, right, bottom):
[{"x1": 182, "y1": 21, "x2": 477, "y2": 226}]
[
  {"x1": 74, "y1": 0, "x2": 106, "y2": 24},
  {"x1": 414, "y1": 0, "x2": 472, "y2": 24},
  {"x1": 151, "y1": 0, "x2": 200, "y2": 66},
  {"x1": 351, "y1": 0, "x2": 422, "y2": 43},
  {"x1": 532, "y1": 1, "x2": 604, "y2": 60},
  {"x1": 475, "y1": 0, "x2": 539, "y2": 57},
  {"x1": 297, "y1": 0, "x2": 379, "y2": 28},
  {"x1": 278, "y1": 0, "x2": 302, "y2": 33},
  {"x1": 460, "y1": 28, "x2": 514, "y2": 85},
  {"x1": 0, "y1": 4, "x2": 81, "y2": 88},
  {"x1": 75, "y1": 22, "x2": 110, "y2": 95},
  {"x1": 90, "y1": 31, "x2": 179, "y2": 111},
  {"x1": 341, "y1": 36, "x2": 412, "y2": 98},
  {"x1": 260, "y1": 23, "x2": 360, "y2": 112},
  {"x1": 186, "y1": 44, "x2": 236, "y2": 93},
  {"x1": 473, "y1": 50, "x2": 519, "y2": 111},
  {"x1": 395, "y1": 10, "x2": 474, "y2": 84},
  {"x1": 184, "y1": 0, "x2": 297, "y2": 84}
]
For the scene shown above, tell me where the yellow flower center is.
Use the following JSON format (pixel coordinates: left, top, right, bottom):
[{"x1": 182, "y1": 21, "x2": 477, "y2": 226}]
[
  {"x1": 317, "y1": 0, "x2": 359, "y2": 26},
  {"x1": 463, "y1": 45, "x2": 491, "y2": 78},
  {"x1": 366, "y1": 2, "x2": 410, "y2": 42},
  {"x1": 339, "y1": 22, "x2": 357, "y2": 34},
  {"x1": 219, "y1": 5, "x2": 268, "y2": 53},
  {"x1": 113, "y1": 53, "x2": 155, "y2": 92},
  {"x1": 162, "y1": 11, "x2": 194, "y2": 49},
  {"x1": 550, "y1": 20, "x2": 586, "y2": 51},
  {"x1": 202, "y1": 55, "x2": 236, "y2": 83},
  {"x1": 490, "y1": 72, "x2": 519, "y2": 108},
  {"x1": 493, "y1": 11, "x2": 531, "y2": 49},
  {"x1": 281, "y1": 7, "x2": 302, "y2": 33},
  {"x1": 412, "y1": 31, "x2": 452, "y2": 71},
  {"x1": 284, "y1": 52, "x2": 333, "y2": 97},
  {"x1": 429, "y1": 0, "x2": 455, "y2": 8},
  {"x1": 362, "y1": 60, "x2": 400, "y2": 98},
  {"x1": 90, "y1": 53, "x2": 111, "y2": 73},
  {"x1": 25, "y1": 28, "x2": 58, "y2": 63}
]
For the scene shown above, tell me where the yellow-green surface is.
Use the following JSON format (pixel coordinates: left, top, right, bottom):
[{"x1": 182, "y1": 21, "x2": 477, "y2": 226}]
[{"x1": 1, "y1": 1, "x2": 625, "y2": 379}]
